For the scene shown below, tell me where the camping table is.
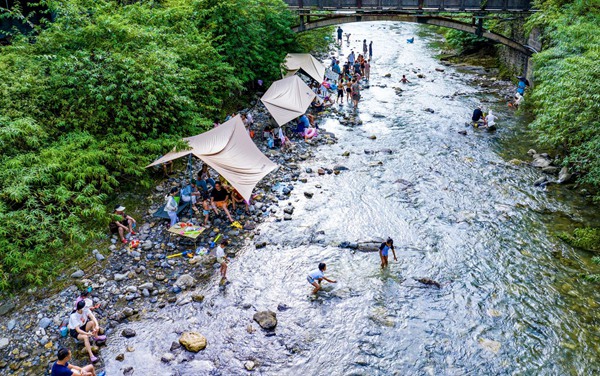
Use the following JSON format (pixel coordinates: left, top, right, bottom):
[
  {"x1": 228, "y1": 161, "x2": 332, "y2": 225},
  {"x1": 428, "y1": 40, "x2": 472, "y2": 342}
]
[{"x1": 167, "y1": 223, "x2": 206, "y2": 248}]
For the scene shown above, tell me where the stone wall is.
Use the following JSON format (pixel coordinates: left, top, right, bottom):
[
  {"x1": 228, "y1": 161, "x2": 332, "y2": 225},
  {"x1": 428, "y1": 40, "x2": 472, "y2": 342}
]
[{"x1": 495, "y1": 18, "x2": 542, "y2": 86}]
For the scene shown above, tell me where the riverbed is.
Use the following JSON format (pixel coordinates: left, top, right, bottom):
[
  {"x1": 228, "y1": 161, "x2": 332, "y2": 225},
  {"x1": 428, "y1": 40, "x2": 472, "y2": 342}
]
[{"x1": 102, "y1": 22, "x2": 600, "y2": 375}]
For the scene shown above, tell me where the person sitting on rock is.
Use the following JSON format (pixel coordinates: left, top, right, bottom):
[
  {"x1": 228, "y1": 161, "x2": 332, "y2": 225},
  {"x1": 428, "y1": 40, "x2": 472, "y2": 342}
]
[
  {"x1": 181, "y1": 180, "x2": 202, "y2": 210},
  {"x1": 197, "y1": 164, "x2": 216, "y2": 194},
  {"x1": 231, "y1": 188, "x2": 250, "y2": 214},
  {"x1": 51, "y1": 347, "x2": 103, "y2": 376},
  {"x1": 74, "y1": 289, "x2": 100, "y2": 313},
  {"x1": 68, "y1": 300, "x2": 106, "y2": 363},
  {"x1": 210, "y1": 182, "x2": 234, "y2": 222},
  {"x1": 109, "y1": 205, "x2": 136, "y2": 244}
]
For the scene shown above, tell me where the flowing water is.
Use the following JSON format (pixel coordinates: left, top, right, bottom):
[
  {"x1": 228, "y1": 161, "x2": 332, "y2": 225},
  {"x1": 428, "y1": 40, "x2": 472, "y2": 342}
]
[{"x1": 103, "y1": 22, "x2": 600, "y2": 375}]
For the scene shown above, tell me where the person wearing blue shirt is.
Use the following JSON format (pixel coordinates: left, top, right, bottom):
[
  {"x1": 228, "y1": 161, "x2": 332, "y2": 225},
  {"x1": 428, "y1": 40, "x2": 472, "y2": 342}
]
[
  {"x1": 332, "y1": 60, "x2": 341, "y2": 74},
  {"x1": 296, "y1": 114, "x2": 310, "y2": 134},
  {"x1": 51, "y1": 348, "x2": 103, "y2": 376},
  {"x1": 379, "y1": 238, "x2": 398, "y2": 269},
  {"x1": 307, "y1": 262, "x2": 336, "y2": 294}
]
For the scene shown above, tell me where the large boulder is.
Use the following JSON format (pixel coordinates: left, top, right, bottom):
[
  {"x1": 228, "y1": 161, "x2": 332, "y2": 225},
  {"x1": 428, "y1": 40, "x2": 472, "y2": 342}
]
[
  {"x1": 253, "y1": 311, "x2": 277, "y2": 330},
  {"x1": 179, "y1": 332, "x2": 207, "y2": 352},
  {"x1": 174, "y1": 274, "x2": 196, "y2": 290}
]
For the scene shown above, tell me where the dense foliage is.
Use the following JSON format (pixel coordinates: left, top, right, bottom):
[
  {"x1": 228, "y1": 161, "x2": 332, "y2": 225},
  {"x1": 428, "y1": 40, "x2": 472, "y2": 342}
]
[
  {"x1": 444, "y1": 28, "x2": 489, "y2": 54},
  {"x1": 0, "y1": 0, "x2": 298, "y2": 290},
  {"x1": 527, "y1": 0, "x2": 600, "y2": 196}
]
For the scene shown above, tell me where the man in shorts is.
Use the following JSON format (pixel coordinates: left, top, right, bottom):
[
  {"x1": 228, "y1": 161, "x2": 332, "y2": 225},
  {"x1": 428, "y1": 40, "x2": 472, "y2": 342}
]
[
  {"x1": 307, "y1": 262, "x2": 337, "y2": 294},
  {"x1": 379, "y1": 238, "x2": 397, "y2": 269},
  {"x1": 68, "y1": 300, "x2": 106, "y2": 363},
  {"x1": 215, "y1": 240, "x2": 229, "y2": 280},
  {"x1": 210, "y1": 182, "x2": 234, "y2": 222}
]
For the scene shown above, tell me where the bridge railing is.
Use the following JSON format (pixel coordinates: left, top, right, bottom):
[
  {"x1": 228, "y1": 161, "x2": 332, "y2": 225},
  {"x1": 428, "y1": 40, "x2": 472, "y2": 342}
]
[{"x1": 287, "y1": 0, "x2": 531, "y2": 11}]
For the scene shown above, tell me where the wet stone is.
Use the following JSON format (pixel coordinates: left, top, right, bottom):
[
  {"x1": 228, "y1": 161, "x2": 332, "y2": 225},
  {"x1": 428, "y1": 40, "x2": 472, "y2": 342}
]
[{"x1": 122, "y1": 328, "x2": 136, "y2": 338}]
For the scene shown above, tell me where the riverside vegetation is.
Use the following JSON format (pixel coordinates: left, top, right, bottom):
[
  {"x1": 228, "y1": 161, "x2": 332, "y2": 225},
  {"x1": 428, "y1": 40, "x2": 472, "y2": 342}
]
[
  {"x1": 0, "y1": 0, "x2": 330, "y2": 291},
  {"x1": 1, "y1": 0, "x2": 599, "y2": 292}
]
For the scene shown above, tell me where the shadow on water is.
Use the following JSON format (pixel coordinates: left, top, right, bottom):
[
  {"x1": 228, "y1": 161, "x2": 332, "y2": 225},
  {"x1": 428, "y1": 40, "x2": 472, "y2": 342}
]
[{"x1": 103, "y1": 22, "x2": 600, "y2": 375}]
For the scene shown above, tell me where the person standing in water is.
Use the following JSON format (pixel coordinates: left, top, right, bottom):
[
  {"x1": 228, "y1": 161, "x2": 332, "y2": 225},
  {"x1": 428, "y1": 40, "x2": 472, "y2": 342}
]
[
  {"x1": 363, "y1": 39, "x2": 368, "y2": 56},
  {"x1": 337, "y1": 27, "x2": 343, "y2": 45},
  {"x1": 307, "y1": 262, "x2": 337, "y2": 294},
  {"x1": 379, "y1": 238, "x2": 397, "y2": 269},
  {"x1": 369, "y1": 41, "x2": 373, "y2": 59}
]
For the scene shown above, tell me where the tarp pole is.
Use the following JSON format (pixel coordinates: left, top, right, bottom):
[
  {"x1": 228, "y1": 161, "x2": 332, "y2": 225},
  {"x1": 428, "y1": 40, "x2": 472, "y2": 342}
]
[{"x1": 188, "y1": 153, "x2": 194, "y2": 220}]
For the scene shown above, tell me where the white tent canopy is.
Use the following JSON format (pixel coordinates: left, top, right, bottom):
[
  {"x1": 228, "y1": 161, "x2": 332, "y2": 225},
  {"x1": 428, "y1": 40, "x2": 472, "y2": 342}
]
[
  {"x1": 260, "y1": 75, "x2": 316, "y2": 126},
  {"x1": 147, "y1": 116, "x2": 277, "y2": 202},
  {"x1": 283, "y1": 53, "x2": 326, "y2": 83}
]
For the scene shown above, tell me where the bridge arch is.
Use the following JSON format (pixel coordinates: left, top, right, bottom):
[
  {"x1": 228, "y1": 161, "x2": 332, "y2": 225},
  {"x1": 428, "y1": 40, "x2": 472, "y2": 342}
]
[{"x1": 293, "y1": 14, "x2": 535, "y2": 55}]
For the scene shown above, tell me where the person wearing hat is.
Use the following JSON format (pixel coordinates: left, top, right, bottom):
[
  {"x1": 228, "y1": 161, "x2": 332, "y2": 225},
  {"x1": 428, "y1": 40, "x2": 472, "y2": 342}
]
[
  {"x1": 379, "y1": 238, "x2": 397, "y2": 269},
  {"x1": 109, "y1": 205, "x2": 136, "y2": 244},
  {"x1": 68, "y1": 300, "x2": 106, "y2": 363},
  {"x1": 51, "y1": 347, "x2": 103, "y2": 376}
]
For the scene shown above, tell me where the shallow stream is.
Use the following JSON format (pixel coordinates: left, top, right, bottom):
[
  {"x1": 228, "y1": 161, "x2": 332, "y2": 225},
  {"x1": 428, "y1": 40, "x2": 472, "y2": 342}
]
[{"x1": 103, "y1": 22, "x2": 600, "y2": 376}]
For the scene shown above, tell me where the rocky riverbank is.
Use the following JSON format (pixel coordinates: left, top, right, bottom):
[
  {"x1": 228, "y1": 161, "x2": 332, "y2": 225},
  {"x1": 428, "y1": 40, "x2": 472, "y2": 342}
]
[{"x1": 0, "y1": 99, "x2": 341, "y2": 376}]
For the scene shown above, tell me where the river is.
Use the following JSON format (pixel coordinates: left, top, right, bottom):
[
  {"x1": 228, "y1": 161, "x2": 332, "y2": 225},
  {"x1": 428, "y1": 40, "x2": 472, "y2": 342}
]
[{"x1": 103, "y1": 22, "x2": 600, "y2": 375}]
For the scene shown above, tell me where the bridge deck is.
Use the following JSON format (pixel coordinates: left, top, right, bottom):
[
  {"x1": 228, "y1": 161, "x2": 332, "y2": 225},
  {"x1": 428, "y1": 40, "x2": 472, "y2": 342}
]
[{"x1": 286, "y1": 0, "x2": 532, "y2": 11}]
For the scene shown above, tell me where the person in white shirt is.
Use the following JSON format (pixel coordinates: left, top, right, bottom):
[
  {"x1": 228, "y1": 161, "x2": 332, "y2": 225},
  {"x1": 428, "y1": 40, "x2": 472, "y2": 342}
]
[
  {"x1": 485, "y1": 110, "x2": 497, "y2": 128},
  {"x1": 68, "y1": 300, "x2": 105, "y2": 363},
  {"x1": 215, "y1": 240, "x2": 229, "y2": 280},
  {"x1": 306, "y1": 262, "x2": 337, "y2": 295}
]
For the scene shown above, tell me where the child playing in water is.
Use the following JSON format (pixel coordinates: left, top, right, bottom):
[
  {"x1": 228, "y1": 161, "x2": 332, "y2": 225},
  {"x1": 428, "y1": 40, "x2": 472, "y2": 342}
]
[
  {"x1": 307, "y1": 263, "x2": 337, "y2": 294},
  {"x1": 379, "y1": 238, "x2": 398, "y2": 269}
]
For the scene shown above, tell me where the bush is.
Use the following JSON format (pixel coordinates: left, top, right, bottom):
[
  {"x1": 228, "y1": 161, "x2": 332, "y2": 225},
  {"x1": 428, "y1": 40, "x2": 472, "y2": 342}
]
[
  {"x1": 0, "y1": 0, "x2": 298, "y2": 290},
  {"x1": 527, "y1": 0, "x2": 600, "y2": 198}
]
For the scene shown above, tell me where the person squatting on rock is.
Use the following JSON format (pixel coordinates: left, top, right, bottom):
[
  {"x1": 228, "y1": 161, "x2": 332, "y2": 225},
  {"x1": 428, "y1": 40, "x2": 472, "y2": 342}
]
[{"x1": 109, "y1": 205, "x2": 136, "y2": 244}]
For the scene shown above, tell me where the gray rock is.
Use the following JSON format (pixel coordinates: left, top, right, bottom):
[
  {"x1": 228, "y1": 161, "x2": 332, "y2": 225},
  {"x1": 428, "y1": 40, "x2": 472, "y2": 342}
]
[
  {"x1": 122, "y1": 328, "x2": 136, "y2": 338},
  {"x1": 304, "y1": 192, "x2": 314, "y2": 199},
  {"x1": 114, "y1": 273, "x2": 127, "y2": 282},
  {"x1": 531, "y1": 156, "x2": 552, "y2": 168},
  {"x1": 38, "y1": 317, "x2": 52, "y2": 329},
  {"x1": 541, "y1": 166, "x2": 560, "y2": 175},
  {"x1": 139, "y1": 282, "x2": 154, "y2": 290},
  {"x1": 95, "y1": 253, "x2": 105, "y2": 261},
  {"x1": 7, "y1": 320, "x2": 16, "y2": 331},
  {"x1": 255, "y1": 242, "x2": 267, "y2": 249},
  {"x1": 142, "y1": 241, "x2": 153, "y2": 251},
  {"x1": 175, "y1": 274, "x2": 196, "y2": 289},
  {"x1": 333, "y1": 165, "x2": 349, "y2": 172},
  {"x1": 283, "y1": 214, "x2": 293, "y2": 221},
  {"x1": 161, "y1": 353, "x2": 175, "y2": 363},
  {"x1": 71, "y1": 270, "x2": 85, "y2": 279},
  {"x1": 534, "y1": 176, "x2": 548, "y2": 187},
  {"x1": 283, "y1": 207, "x2": 294, "y2": 215},
  {"x1": 170, "y1": 341, "x2": 182, "y2": 351},
  {"x1": 253, "y1": 311, "x2": 277, "y2": 330},
  {"x1": 142, "y1": 289, "x2": 150, "y2": 297},
  {"x1": 0, "y1": 337, "x2": 9, "y2": 350},
  {"x1": 0, "y1": 302, "x2": 15, "y2": 316},
  {"x1": 558, "y1": 166, "x2": 574, "y2": 184}
]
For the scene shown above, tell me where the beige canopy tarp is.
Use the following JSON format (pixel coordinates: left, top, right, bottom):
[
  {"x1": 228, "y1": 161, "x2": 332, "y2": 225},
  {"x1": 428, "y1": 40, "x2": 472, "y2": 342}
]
[
  {"x1": 147, "y1": 116, "x2": 277, "y2": 202},
  {"x1": 260, "y1": 75, "x2": 316, "y2": 126},
  {"x1": 283, "y1": 53, "x2": 326, "y2": 83}
]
